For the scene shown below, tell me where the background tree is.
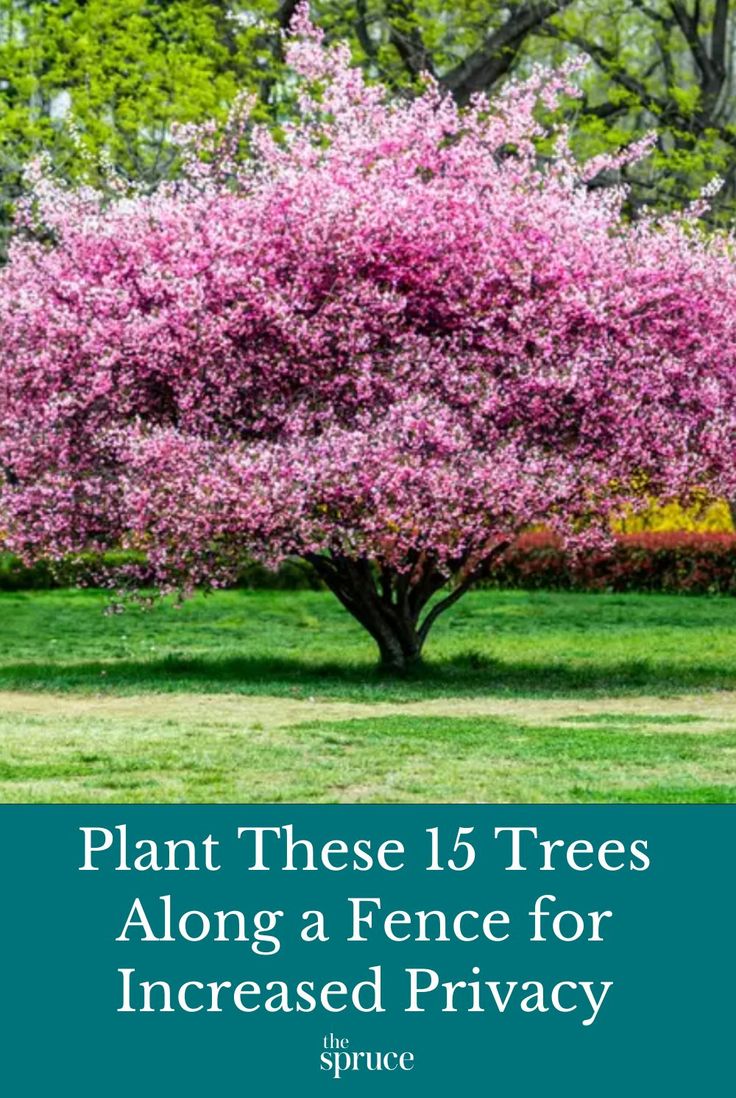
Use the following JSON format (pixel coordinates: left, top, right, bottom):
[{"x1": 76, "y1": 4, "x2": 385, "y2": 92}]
[
  {"x1": 2, "y1": 12, "x2": 736, "y2": 670},
  {"x1": 0, "y1": 0, "x2": 300, "y2": 253},
  {"x1": 542, "y1": 0, "x2": 736, "y2": 221}
]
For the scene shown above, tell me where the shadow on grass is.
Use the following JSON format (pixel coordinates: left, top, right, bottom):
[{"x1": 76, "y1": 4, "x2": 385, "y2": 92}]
[{"x1": 1, "y1": 650, "x2": 735, "y2": 698}]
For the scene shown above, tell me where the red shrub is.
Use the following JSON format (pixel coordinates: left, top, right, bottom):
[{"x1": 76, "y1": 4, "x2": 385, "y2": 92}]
[{"x1": 488, "y1": 532, "x2": 736, "y2": 595}]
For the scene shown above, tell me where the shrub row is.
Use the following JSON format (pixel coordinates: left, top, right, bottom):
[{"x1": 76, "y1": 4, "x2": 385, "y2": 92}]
[
  {"x1": 0, "y1": 552, "x2": 321, "y2": 592},
  {"x1": 487, "y1": 531, "x2": 736, "y2": 595},
  {"x1": 3, "y1": 532, "x2": 736, "y2": 595}
]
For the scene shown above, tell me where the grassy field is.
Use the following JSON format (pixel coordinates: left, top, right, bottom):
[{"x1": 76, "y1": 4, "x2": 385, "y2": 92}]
[{"x1": 1, "y1": 586, "x2": 736, "y2": 803}]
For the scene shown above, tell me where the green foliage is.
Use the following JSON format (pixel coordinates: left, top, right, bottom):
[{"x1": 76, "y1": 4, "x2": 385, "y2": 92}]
[
  {"x1": 530, "y1": 0, "x2": 736, "y2": 220},
  {"x1": 0, "y1": 551, "x2": 323, "y2": 591},
  {"x1": 0, "y1": 0, "x2": 284, "y2": 246}
]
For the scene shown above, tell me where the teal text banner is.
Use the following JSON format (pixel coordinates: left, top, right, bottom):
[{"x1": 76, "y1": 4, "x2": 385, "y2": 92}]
[{"x1": 0, "y1": 806, "x2": 732, "y2": 1095}]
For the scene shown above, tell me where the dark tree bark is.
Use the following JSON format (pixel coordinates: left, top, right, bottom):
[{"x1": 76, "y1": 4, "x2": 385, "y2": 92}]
[
  {"x1": 304, "y1": 546, "x2": 508, "y2": 672},
  {"x1": 359, "y1": 0, "x2": 574, "y2": 104},
  {"x1": 441, "y1": 0, "x2": 575, "y2": 104}
]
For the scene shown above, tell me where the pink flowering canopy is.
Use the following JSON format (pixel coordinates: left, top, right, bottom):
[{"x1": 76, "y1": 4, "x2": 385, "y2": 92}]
[{"x1": 2, "y1": 7, "x2": 736, "y2": 669}]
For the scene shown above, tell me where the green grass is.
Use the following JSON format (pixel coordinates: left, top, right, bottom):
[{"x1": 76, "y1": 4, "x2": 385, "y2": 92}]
[
  {"x1": 0, "y1": 711, "x2": 733, "y2": 804},
  {"x1": 1, "y1": 586, "x2": 736, "y2": 803},
  {"x1": 1, "y1": 586, "x2": 736, "y2": 698}
]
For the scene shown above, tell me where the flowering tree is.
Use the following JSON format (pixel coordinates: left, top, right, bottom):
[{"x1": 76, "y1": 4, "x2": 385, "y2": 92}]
[{"x1": 2, "y1": 8, "x2": 736, "y2": 671}]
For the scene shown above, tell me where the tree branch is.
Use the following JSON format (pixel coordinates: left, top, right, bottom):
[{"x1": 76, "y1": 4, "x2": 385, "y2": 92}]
[
  {"x1": 385, "y1": 0, "x2": 436, "y2": 77},
  {"x1": 417, "y1": 542, "x2": 511, "y2": 644},
  {"x1": 442, "y1": 0, "x2": 574, "y2": 103},
  {"x1": 417, "y1": 572, "x2": 476, "y2": 644},
  {"x1": 541, "y1": 19, "x2": 736, "y2": 147}
]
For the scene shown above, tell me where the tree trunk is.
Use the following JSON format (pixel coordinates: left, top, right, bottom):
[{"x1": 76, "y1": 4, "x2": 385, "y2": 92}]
[
  {"x1": 303, "y1": 550, "x2": 505, "y2": 673},
  {"x1": 305, "y1": 553, "x2": 432, "y2": 672},
  {"x1": 373, "y1": 609, "x2": 424, "y2": 673}
]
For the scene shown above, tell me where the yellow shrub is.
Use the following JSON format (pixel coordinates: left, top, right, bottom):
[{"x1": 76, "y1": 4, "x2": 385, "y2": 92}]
[{"x1": 616, "y1": 499, "x2": 734, "y2": 534}]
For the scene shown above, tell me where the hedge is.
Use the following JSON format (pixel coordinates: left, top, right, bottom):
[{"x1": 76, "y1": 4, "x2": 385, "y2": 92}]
[
  {"x1": 0, "y1": 551, "x2": 149, "y2": 592},
  {"x1": 0, "y1": 552, "x2": 321, "y2": 592},
  {"x1": 3, "y1": 532, "x2": 736, "y2": 595}
]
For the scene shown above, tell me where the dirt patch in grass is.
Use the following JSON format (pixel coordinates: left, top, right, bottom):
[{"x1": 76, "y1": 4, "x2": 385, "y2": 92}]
[
  {"x1": 0, "y1": 688, "x2": 732, "y2": 733},
  {"x1": 2, "y1": 697, "x2": 734, "y2": 803}
]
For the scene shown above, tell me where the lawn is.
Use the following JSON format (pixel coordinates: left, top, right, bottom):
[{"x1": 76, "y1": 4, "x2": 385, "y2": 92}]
[{"x1": 1, "y1": 586, "x2": 735, "y2": 803}]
